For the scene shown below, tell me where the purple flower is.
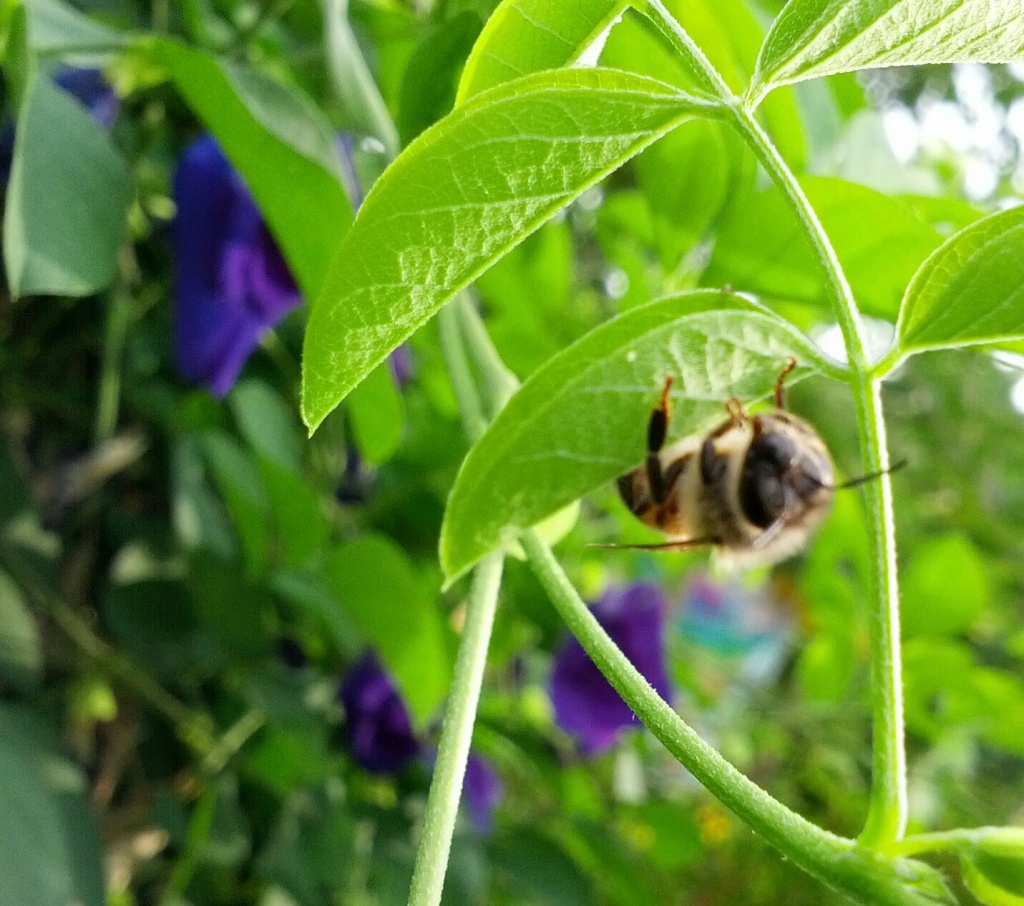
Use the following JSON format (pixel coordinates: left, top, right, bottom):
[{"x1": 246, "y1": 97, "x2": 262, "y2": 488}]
[
  {"x1": 550, "y1": 584, "x2": 672, "y2": 756},
  {"x1": 463, "y1": 753, "x2": 503, "y2": 834},
  {"x1": 339, "y1": 651, "x2": 420, "y2": 775},
  {"x1": 172, "y1": 135, "x2": 301, "y2": 397}
]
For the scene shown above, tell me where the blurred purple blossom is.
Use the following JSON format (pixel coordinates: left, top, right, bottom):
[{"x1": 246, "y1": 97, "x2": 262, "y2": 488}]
[
  {"x1": 463, "y1": 753, "x2": 503, "y2": 835},
  {"x1": 550, "y1": 584, "x2": 671, "y2": 756},
  {"x1": 172, "y1": 134, "x2": 301, "y2": 397},
  {"x1": 338, "y1": 651, "x2": 504, "y2": 830},
  {"x1": 339, "y1": 651, "x2": 421, "y2": 775}
]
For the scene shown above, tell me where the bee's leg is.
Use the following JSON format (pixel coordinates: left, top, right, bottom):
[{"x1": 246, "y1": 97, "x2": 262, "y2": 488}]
[
  {"x1": 646, "y1": 376, "x2": 674, "y2": 504},
  {"x1": 774, "y1": 357, "x2": 798, "y2": 410}
]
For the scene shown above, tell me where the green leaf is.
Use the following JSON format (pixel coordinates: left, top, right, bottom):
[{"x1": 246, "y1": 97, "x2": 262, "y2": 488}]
[
  {"x1": 230, "y1": 379, "x2": 303, "y2": 473},
  {"x1": 440, "y1": 290, "x2": 832, "y2": 580},
  {"x1": 704, "y1": 176, "x2": 949, "y2": 319},
  {"x1": 890, "y1": 205, "x2": 1024, "y2": 361},
  {"x1": 153, "y1": 39, "x2": 353, "y2": 298},
  {"x1": 3, "y1": 70, "x2": 130, "y2": 297},
  {"x1": 301, "y1": 68, "x2": 715, "y2": 431},
  {"x1": 322, "y1": 534, "x2": 451, "y2": 726},
  {"x1": 489, "y1": 828, "x2": 594, "y2": 906},
  {"x1": 347, "y1": 361, "x2": 404, "y2": 465},
  {"x1": 397, "y1": 12, "x2": 481, "y2": 145},
  {"x1": 456, "y1": 0, "x2": 628, "y2": 104},
  {"x1": 962, "y1": 851, "x2": 1024, "y2": 906},
  {"x1": 0, "y1": 705, "x2": 105, "y2": 906},
  {"x1": 749, "y1": 0, "x2": 1024, "y2": 106},
  {"x1": 0, "y1": 570, "x2": 41, "y2": 693},
  {"x1": 901, "y1": 534, "x2": 990, "y2": 637},
  {"x1": 258, "y1": 459, "x2": 329, "y2": 567},
  {"x1": 202, "y1": 433, "x2": 271, "y2": 575},
  {"x1": 24, "y1": 0, "x2": 127, "y2": 56}
]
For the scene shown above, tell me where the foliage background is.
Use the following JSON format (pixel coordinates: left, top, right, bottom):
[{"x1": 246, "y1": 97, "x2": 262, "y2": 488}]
[{"x1": 2, "y1": 0, "x2": 1024, "y2": 904}]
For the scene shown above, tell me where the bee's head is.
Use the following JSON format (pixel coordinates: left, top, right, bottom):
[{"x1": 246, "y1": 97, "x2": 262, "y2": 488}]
[{"x1": 738, "y1": 418, "x2": 834, "y2": 530}]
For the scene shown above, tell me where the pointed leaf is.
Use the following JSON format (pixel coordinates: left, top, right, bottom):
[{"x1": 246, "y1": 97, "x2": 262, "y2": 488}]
[
  {"x1": 0, "y1": 571, "x2": 41, "y2": 693},
  {"x1": 456, "y1": 0, "x2": 628, "y2": 104},
  {"x1": 440, "y1": 290, "x2": 833, "y2": 580},
  {"x1": 750, "y1": 0, "x2": 1024, "y2": 105},
  {"x1": 705, "y1": 176, "x2": 952, "y2": 319},
  {"x1": 3, "y1": 71, "x2": 130, "y2": 297},
  {"x1": 25, "y1": 0, "x2": 127, "y2": 56},
  {"x1": 301, "y1": 68, "x2": 715, "y2": 431},
  {"x1": 892, "y1": 205, "x2": 1024, "y2": 360},
  {"x1": 153, "y1": 39, "x2": 353, "y2": 298},
  {"x1": 322, "y1": 535, "x2": 451, "y2": 726},
  {"x1": 0, "y1": 706, "x2": 105, "y2": 906}
]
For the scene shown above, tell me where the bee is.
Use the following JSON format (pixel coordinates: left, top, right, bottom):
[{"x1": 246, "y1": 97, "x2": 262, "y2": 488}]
[{"x1": 610, "y1": 360, "x2": 893, "y2": 569}]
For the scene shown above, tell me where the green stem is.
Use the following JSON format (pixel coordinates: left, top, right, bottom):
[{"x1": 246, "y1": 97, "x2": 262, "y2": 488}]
[
  {"x1": 407, "y1": 551, "x2": 504, "y2": 906},
  {"x1": 410, "y1": 296, "x2": 506, "y2": 906},
  {"x1": 319, "y1": 26, "x2": 505, "y2": 906},
  {"x1": 638, "y1": 0, "x2": 907, "y2": 846},
  {"x1": 887, "y1": 827, "x2": 1024, "y2": 858},
  {"x1": 732, "y1": 102, "x2": 906, "y2": 852},
  {"x1": 438, "y1": 300, "x2": 487, "y2": 441},
  {"x1": 454, "y1": 295, "x2": 519, "y2": 418},
  {"x1": 94, "y1": 289, "x2": 133, "y2": 445},
  {"x1": 521, "y1": 530, "x2": 950, "y2": 906},
  {"x1": 322, "y1": 0, "x2": 401, "y2": 161}
]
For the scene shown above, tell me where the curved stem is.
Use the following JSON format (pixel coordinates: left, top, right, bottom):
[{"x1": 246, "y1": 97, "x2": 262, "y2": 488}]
[
  {"x1": 407, "y1": 551, "x2": 503, "y2": 906},
  {"x1": 521, "y1": 531, "x2": 950, "y2": 906},
  {"x1": 637, "y1": 0, "x2": 907, "y2": 845},
  {"x1": 732, "y1": 102, "x2": 906, "y2": 852}
]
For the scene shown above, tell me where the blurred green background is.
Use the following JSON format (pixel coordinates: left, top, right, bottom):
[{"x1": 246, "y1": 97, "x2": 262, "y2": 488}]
[{"x1": 2, "y1": 1, "x2": 1024, "y2": 904}]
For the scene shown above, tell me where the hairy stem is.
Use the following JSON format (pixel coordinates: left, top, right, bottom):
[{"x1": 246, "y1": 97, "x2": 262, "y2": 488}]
[
  {"x1": 732, "y1": 102, "x2": 906, "y2": 851},
  {"x1": 887, "y1": 827, "x2": 1024, "y2": 858},
  {"x1": 637, "y1": 0, "x2": 907, "y2": 845},
  {"x1": 409, "y1": 296, "x2": 507, "y2": 906},
  {"x1": 521, "y1": 530, "x2": 950, "y2": 906},
  {"x1": 407, "y1": 551, "x2": 504, "y2": 906},
  {"x1": 438, "y1": 299, "x2": 487, "y2": 441}
]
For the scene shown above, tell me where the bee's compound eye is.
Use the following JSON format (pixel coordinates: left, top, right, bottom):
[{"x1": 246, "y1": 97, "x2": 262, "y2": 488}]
[{"x1": 739, "y1": 431, "x2": 796, "y2": 528}]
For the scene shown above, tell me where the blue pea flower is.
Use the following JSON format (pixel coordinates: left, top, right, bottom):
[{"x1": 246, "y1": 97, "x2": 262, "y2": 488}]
[
  {"x1": 550, "y1": 583, "x2": 672, "y2": 756},
  {"x1": 462, "y1": 752, "x2": 503, "y2": 835},
  {"x1": 339, "y1": 651, "x2": 421, "y2": 775},
  {"x1": 172, "y1": 135, "x2": 301, "y2": 397},
  {"x1": 339, "y1": 651, "x2": 505, "y2": 831}
]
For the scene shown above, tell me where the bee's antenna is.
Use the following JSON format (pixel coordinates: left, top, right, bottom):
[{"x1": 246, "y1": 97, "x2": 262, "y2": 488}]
[
  {"x1": 814, "y1": 458, "x2": 909, "y2": 491},
  {"x1": 587, "y1": 538, "x2": 719, "y2": 553}
]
